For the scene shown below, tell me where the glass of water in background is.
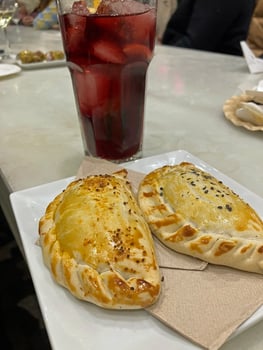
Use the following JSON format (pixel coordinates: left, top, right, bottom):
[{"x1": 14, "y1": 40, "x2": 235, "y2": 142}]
[{"x1": 0, "y1": 0, "x2": 17, "y2": 61}]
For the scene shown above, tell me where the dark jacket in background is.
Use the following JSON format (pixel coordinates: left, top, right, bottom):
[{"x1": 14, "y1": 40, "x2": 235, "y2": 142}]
[{"x1": 162, "y1": 0, "x2": 256, "y2": 56}]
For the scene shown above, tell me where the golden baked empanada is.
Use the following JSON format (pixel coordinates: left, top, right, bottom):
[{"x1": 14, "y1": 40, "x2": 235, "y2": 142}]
[
  {"x1": 39, "y1": 173, "x2": 160, "y2": 309},
  {"x1": 138, "y1": 162, "x2": 263, "y2": 274}
]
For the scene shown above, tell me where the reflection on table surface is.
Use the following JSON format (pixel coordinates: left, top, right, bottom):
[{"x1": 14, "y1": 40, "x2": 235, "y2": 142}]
[{"x1": 1, "y1": 24, "x2": 263, "y2": 350}]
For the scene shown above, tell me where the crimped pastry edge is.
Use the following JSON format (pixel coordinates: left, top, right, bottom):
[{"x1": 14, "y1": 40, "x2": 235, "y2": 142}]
[
  {"x1": 138, "y1": 163, "x2": 263, "y2": 275},
  {"x1": 39, "y1": 175, "x2": 161, "y2": 309}
]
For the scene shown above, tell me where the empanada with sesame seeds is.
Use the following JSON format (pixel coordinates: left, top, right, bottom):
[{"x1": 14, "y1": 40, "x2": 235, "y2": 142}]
[
  {"x1": 39, "y1": 172, "x2": 160, "y2": 309},
  {"x1": 138, "y1": 162, "x2": 263, "y2": 274}
]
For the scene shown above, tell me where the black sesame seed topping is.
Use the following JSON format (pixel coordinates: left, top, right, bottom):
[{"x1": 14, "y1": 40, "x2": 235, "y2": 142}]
[{"x1": 226, "y1": 204, "x2": 232, "y2": 212}]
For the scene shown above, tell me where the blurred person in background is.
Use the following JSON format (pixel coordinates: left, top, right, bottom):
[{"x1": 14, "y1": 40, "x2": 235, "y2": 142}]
[
  {"x1": 247, "y1": 0, "x2": 263, "y2": 57},
  {"x1": 16, "y1": 0, "x2": 54, "y2": 26},
  {"x1": 33, "y1": 0, "x2": 58, "y2": 29},
  {"x1": 15, "y1": 0, "x2": 40, "y2": 25},
  {"x1": 162, "y1": 0, "x2": 256, "y2": 56}
]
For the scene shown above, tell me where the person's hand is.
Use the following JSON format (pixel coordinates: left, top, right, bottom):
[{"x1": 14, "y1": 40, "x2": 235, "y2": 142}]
[{"x1": 21, "y1": 15, "x2": 34, "y2": 26}]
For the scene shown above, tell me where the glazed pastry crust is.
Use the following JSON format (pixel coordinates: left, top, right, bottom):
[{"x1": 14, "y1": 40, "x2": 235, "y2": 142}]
[
  {"x1": 138, "y1": 162, "x2": 263, "y2": 274},
  {"x1": 39, "y1": 173, "x2": 160, "y2": 309}
]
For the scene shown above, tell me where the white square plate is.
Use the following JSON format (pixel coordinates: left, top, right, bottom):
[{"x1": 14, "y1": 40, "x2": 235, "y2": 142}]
[
  {"x1": 10, "y1": 150, "x2": 263, "y2": 350},
  {"x1": 16, "y1": 59, "x2": 66, "y2": 70}
]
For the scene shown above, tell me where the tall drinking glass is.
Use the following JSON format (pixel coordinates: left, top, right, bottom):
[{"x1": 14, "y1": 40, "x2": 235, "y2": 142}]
[
  {"x1": 0, "y1": 0, "x2": 17, "y2": 61},
  {"x1": 56, "y1": 0, "x2": 157, "y2": 162}
]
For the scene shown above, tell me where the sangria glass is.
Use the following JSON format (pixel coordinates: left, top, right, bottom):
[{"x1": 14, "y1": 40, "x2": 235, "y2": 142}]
[{"x1": 56, "y1": 0, "x2": 157, "y2": 162}]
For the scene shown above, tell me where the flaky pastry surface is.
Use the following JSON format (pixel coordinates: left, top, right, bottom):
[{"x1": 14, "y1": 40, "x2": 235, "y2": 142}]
[
  {"x1": 39, "y1": 173, "x2": 160, "y2": 309},
  {"x1": 138, "y1": 162, "x2": 263, "y2": 274}
]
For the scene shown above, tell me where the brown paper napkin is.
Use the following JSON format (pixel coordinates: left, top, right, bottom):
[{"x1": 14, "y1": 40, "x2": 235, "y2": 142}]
[
  {"x1": 154, "y1": 237, "x2": 207, "y2": 270},
  {"x1": 76, "y1": 156, "x2": 263, "y2": 350},
  {"x1": 147, "y1": 266, "x2": 263, "y2": 350}
]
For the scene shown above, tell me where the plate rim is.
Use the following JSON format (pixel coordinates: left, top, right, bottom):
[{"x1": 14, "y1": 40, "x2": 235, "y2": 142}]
[
  {"x1": 16, "y1": 58, "x2": 66, "y2": 70},
  {"x1": 0, "y1": 63, "x2": 21, "y2": 77}
]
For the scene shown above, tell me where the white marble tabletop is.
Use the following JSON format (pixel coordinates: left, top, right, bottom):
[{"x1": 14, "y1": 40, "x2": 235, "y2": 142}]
[{"x1": 1, "y1": 25, "x2": 263, "y2": 350}]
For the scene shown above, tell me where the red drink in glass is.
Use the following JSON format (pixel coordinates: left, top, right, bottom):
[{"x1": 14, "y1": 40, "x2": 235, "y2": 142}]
[{"x1": 57, "y1": 0, "x2": 156, "y2": 162}]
